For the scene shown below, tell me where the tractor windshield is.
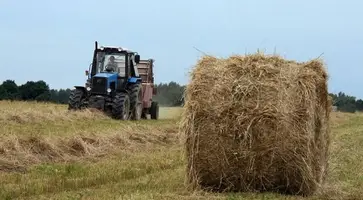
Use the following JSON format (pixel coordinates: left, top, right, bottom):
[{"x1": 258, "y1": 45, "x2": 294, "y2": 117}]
[{"x1": 95, "y1": 52, "x2": 126, "y2": 76}]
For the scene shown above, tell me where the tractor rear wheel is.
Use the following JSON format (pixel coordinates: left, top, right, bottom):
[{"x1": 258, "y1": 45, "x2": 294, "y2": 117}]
[
  {"x1": 68, "y1": 88, "x2": 86, "y2": 110},
  {"x1": 132, "y1": 103, "x2": 143, "y2": 120},
  {"x1": 111, "y1": 93, "x2": 130, "y2": 120},
  {"x1": 129, "y1": 83, "x2": 143, "y2": 120},
  {"x1": 150, "y1": 101, "x2": 159, "y2": 120}
]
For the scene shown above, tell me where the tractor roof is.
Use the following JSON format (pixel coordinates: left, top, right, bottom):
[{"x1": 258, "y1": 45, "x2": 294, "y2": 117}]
[{"x1": 98, "y1": 45, "x2": 135, "y2": 54}]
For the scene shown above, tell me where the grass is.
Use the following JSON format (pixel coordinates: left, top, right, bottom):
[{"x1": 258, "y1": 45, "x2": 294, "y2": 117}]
[{"x1": 0, "y1": 101, "x2": 363, "y2": 199}]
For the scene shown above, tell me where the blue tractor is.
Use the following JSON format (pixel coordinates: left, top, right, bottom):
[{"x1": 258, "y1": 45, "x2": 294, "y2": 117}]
[{"x1": 68, "y1": 41, "x2": 146, "y2": 120}]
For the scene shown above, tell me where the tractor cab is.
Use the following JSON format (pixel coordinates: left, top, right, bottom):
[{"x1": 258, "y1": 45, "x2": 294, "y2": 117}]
[
  {"x1": 90, "y1": 46, "x2": 140, "y2": 77},
  {"x1": 85, "y1": 42, "x2": 141, "y2": 95},
  {"x1": 87, "y1": 42, "x2": 140, "y2": 78}
]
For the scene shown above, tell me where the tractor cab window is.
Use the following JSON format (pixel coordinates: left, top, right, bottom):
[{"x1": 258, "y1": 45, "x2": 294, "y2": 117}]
[{"x1": 96, "y1": 53, "x2": 127, "y2": 76}]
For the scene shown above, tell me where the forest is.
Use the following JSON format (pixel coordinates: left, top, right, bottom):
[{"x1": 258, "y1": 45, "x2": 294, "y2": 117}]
[
  {"x1": 0, "y1": 80, "x2": 185, "y2": 107},
  {"x1": 0, "y1": 79, "x2": 361, "y2": 112}
]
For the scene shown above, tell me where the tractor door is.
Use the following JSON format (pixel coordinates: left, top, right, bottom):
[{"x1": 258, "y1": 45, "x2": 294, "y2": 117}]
[{"x1": 128, "y1": 54, "x2": 140, "y2": 78}]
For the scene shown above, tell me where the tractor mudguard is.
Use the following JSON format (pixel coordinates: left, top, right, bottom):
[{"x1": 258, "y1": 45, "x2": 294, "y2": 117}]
[
  {"x1": 128, "y1": 77, "x2": 142, "y2": 83},
  {"x1": 74, "y1": 86, "x2": 87, "y2": 93}
]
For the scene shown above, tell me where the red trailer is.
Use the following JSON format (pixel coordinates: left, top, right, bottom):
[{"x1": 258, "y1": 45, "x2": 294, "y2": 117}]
[{"x1": 137, "y1": 59, "x2": 159, "y2": 119}]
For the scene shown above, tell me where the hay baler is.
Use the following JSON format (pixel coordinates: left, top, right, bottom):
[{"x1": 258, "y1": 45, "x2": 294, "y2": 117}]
[{"x1": 68, "y1": 41, "x2": 159, "y2": 120}]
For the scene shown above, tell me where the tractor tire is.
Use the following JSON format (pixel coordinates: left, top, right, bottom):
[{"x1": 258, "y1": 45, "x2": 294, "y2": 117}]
[
  {"x1": 111, "y1": 93, "x2": 130, "y2": 120},
  {"x1": 141, "y1": 110, "x2": 147, "y2": 119},
  {"x1": 68, "y1": 88, "x2": 86, "y2": 110},
  {"x1": 150, "y1": 101, "x2": 159, "y2": 120},
  {"x1": 129, "y1": 83, "x2": 143, "y2": 120}
]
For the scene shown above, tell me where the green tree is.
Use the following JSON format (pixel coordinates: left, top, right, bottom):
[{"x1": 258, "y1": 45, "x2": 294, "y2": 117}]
[
  {"x1": 329, "y1": 92, "x2": 362, "y2": 113},
  {"x1": 154, "y1": 82, "x2": 185, "y2": 106},
  {"x1": 0, "y1": 85, "x2": 8, "y2": 100},
  {"x1": 49, "y1": 89, "x2": 59, "y2": 103},
  {"x1": 0, "y1": 80, "x2": 19, "y2": 100},
  {"x1": 356, "y1": 99, "x2": 363, "y2": 111},
  {"x1": 19, "y1": 80, "x2": 50, "y2": 101},
  {"x1": 57, "y1": 89, "x2": 71, "y2": 104}
]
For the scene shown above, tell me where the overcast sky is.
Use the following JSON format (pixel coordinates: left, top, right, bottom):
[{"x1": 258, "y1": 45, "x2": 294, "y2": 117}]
[{"x1": 0, "y1": 0, "x2": 362, "y2": 97}]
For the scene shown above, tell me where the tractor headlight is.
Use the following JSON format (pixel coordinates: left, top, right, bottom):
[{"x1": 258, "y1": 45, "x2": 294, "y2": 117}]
[
  {"x1": 86, "y1": 87, "x2": 91, "y2": 91},
  {"x1": 107, "y1": 88, "x2": 111, "y2": 93}
]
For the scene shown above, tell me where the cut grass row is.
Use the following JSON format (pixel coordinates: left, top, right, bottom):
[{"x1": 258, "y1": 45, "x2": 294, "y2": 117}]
[
  {"x1": 0, "y1": 102, "x2": 182, "y2": 171},
  {"x1": 0, "y1": 102, "x2": 181, "y2": 138}
]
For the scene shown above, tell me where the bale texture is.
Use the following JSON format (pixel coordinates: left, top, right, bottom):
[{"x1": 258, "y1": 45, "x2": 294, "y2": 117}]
[{"x1": 180, "y1": 53, "x2": 331, "y2": 196}]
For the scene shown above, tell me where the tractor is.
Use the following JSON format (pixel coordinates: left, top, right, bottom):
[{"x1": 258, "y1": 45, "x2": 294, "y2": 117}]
[{"x1": 68, "y1": 41, "x2": 159, "y2": 120}]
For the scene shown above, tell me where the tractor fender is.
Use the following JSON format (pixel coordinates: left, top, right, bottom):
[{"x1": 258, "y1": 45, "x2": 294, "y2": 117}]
[
  {"x1": 128, "y1": 77, "x2": 142, "y2": 83},
  {"x1": 74, "y1": 86, "x2": 87, "y2": 93}
]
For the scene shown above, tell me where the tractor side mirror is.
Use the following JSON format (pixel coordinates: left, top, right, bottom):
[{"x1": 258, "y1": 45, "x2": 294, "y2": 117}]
[
  {"x1": 135, "y1": 55, "x2": 140, "y2": 64},
  {"x1": 85, "y1": 70, "x2": 89, "y2": 76},
  {"x1": 153, "y1": 87, "x2": 157, "y2": 95}
]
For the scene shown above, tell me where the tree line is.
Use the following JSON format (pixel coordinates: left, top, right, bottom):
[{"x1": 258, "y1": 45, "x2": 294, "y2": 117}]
[
  {"x1": 329, "y1": 92, "x2": 363, "y2": 113},
  {"x1": 0, "y1": 79, "x2": 362, "y2": 112},
  {"x1": 0, "y1": 80, "x2": 185, "y2": 106}
]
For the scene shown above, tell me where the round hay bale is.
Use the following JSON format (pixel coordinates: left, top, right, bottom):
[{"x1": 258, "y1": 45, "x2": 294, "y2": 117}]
[{"x1": 180, "y1": 53, "x2": 331, "y2": 196}]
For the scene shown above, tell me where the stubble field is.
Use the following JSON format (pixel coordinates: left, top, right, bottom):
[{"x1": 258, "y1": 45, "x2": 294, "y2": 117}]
[{"x1": 0, "y1": 101, "x2": 362, "y2": 200}]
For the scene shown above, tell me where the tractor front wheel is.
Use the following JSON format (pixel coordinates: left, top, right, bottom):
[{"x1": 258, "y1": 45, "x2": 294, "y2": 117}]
[
  {"x1": 112, "y1": 93, "x2": 130, "y2": 120},
  {"x1": 68, "y1": 88, "x2": 86, "y2": 110}
]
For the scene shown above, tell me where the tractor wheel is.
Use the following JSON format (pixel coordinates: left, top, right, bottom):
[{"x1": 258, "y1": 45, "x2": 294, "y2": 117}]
[
  {"x1": 68, "y1": 88, "x2": 86, "y2": 110},
  {"x1": 129, "y1": 83, "x2": 143, "y2": 120},
  {"x1": 111, "y1": 93, "x2": 130, "y2": 120},
  {"x1": 132, "y1": 103, "x2": 143, "y2": 120},
  {"x1": 141, "y1": 110, "x2": 147, "y2": 119},
  {"x1": 150, "y1": 101, "x2": 159, "y2": 120}
]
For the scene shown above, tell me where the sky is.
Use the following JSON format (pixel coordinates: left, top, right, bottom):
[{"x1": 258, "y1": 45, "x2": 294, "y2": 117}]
[{"x1": 0, "y1": 0, "x2": 362, "y2": 97}]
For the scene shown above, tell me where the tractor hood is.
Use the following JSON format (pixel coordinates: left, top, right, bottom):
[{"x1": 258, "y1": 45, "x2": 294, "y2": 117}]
[{"x1": 93, "y1": 72, "x2": 118, "y2": 79}]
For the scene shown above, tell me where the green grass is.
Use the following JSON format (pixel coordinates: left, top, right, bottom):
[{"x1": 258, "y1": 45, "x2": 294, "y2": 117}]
[
  {"x1": 0, "y1": 147, "x2": 185, "y2": 200},
  {"x1": 0, "y1": 101, "x2": 363, "y2": 199}
]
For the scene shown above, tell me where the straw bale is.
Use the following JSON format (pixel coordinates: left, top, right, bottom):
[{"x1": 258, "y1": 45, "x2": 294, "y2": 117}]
[{"x1": 180, "y1": 53, "x2": 331, "y2": 196}]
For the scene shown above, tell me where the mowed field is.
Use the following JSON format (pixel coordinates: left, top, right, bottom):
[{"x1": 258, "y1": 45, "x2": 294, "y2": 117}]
[{"x1": 0, "y1": 101, "x2": 363, "y2": 200}]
